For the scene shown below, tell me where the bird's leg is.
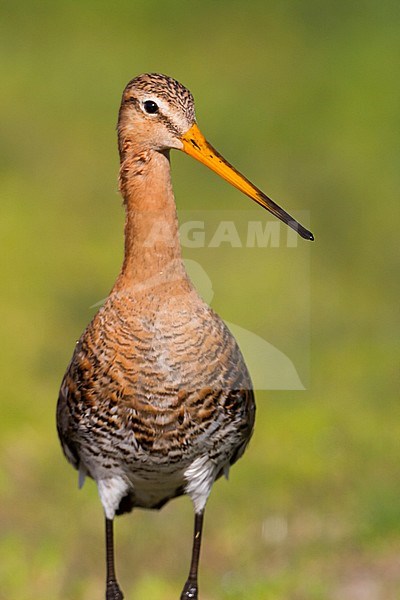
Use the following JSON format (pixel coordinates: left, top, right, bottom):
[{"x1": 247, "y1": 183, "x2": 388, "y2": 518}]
[
  {"x1": 105, "y1": 518, "x2": 124, "y2": 600},
  {"x1": 180, "y1": 511, "x2": 204, "y2": 600}
]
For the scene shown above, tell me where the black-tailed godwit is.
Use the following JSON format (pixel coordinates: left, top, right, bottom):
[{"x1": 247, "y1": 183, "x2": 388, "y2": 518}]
[{"x1": 57, "y1": 73, "x2": 313, "y2": 600}]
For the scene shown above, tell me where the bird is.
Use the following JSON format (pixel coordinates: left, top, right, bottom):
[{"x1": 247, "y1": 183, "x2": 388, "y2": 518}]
[{"x1": 57, "y1": 73, "x2": 313, "y2": 600}]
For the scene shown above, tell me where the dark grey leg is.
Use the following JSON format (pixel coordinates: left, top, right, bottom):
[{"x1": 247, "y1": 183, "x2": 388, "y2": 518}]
[
  {"x1": 105, "y1": 518, "x2": 124, "y2": 600},
  {"x1": 180, "y1": 511, "x2": 204, "y2": 599}
]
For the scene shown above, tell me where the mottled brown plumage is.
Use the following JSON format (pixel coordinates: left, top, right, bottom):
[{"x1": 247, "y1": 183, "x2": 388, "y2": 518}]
[
  {"x1": 58, "y1": 284, "x2": 254, "y2": 514},
  {"x1": 57, "y1": 73, "x2": 312, "y2": 600}
]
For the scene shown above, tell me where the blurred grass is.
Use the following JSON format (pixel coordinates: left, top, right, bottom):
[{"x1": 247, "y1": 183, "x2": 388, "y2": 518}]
[{"x1": 0, "y1": 1, "x2": 399, "y2": 598}]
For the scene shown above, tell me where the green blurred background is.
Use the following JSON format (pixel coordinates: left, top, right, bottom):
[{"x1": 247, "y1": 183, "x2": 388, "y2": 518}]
[{"x1": 1, "y1": 1, "x2": 399, "y2": 598}]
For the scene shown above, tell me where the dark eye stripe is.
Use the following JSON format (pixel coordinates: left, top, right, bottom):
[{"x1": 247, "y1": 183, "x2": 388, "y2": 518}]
[{"x1": 143, "y1": 100, "x2": 159, "y2": 114}]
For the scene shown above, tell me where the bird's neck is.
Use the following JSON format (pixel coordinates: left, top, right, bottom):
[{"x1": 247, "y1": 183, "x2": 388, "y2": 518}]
[{"x1": 114, "y1": 149, "x2": 189, "y2": 293}]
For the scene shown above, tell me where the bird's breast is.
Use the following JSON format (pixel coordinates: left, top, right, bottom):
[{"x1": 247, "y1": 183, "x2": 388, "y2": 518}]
[
  {"x1": 59, "y1": 287, "x2": 254, "y2": 479},
  {"x1": 87, "y1": 288, "x2": 251, "y2": 396}
]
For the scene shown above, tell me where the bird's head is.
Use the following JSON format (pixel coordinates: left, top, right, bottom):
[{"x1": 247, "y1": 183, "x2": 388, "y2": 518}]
[
  {"x1": 118, "y1": 73, "x2": 314, "y2": 241},
  {"x1": 118, "y1": 73, "x2": 195, "y2": 154}
]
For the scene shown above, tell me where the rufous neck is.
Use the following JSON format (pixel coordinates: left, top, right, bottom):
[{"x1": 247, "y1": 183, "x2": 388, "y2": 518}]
[{"x1": 114, "y1": 149, "x2": 188, "y2": 292}]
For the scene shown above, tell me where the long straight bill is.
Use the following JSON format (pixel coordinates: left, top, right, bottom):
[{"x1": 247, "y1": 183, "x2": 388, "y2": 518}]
[{"x1": 181, "y1": 123, "x2": 314, "y2": 241}]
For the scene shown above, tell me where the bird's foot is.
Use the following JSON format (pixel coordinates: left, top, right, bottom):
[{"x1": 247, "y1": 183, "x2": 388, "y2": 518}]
[
  {"x1": 106, "y1": 578, "x2": 124, "y2": 600},
  {"x1": 180, "y1": 579, "x2": 198, "y2": 599}
]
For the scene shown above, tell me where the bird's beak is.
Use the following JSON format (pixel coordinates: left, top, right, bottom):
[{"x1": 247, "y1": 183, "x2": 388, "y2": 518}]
[{"x1": 181, "y1": 123, "x2": 313, "y2": 241}]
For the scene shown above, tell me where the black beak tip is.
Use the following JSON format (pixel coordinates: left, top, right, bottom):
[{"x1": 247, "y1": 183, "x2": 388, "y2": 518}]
[{"x1": 297, "y1": 225, "x2": 314, "y2": 241}]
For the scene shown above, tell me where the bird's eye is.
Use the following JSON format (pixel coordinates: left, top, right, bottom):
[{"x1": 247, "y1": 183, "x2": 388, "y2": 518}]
[{"x1": 143, "y1": 100, "x2": 159, "y2": 114}]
